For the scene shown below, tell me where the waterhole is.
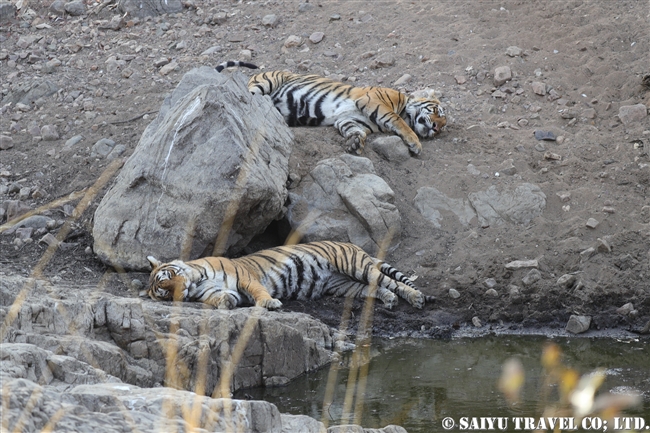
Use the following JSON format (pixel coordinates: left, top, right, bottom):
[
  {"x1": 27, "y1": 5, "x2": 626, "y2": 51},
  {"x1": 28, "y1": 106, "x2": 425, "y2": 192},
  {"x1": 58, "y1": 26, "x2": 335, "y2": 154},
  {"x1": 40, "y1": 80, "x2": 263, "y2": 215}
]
[{"x1": 236, "y1": 336, "x2": 649, "y2": 432}]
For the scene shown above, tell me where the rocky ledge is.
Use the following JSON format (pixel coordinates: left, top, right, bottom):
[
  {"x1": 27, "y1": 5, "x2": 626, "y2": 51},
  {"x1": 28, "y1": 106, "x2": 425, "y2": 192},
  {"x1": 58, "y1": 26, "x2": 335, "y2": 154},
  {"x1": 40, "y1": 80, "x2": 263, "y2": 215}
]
[{"x1": 1, "y1": 274, "x2": 403, "y2": 432}]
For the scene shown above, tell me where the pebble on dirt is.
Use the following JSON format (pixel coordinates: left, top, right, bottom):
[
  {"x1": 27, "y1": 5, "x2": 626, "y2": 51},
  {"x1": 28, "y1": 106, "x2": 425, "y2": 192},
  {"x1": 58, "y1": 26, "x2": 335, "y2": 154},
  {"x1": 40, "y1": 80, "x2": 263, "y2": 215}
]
[
  {"x1": 565, "y1": 315, "x2": 591, "y2": 334},
  {"x1": 585, "y1": 217, "x2": 599, "y2": 229},
  {"x1": 616, "y1": 303, "x2": 634, "y2": 316},
  {"x1": 493, "y1": 66, "x2": 512, "y2": 86},
  {"x1": 505, "y1": 259, "x2": 538, "y2": 270},
  {"x1": 309, "y1": 32, "x2": 324, "y2": 44},
  {"x1": 556, "y1": 274, "x2": 576, "y2": 289},
  {"x1": 0, "y1": 135, "x2": 14, "y2": 150},
  {"x1": 618, "y1": 104, "x2": 648, "y2": 126},
  {"x1": 531, "y1": 81, "x2": 546, "y2": 96},
  {"x1": 448, "y1": 288, "x2": 460, "y2": 299}
]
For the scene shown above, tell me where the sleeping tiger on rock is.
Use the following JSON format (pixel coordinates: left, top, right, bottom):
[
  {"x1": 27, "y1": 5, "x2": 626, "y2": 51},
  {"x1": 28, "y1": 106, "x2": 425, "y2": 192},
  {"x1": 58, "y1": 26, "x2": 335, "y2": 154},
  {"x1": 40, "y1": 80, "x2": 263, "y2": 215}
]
[
  {"x1": 143, "y1": 241, "x2": 426, "y2": 310},
  {"x1": 216, "y1": 61, "x2": 446, "y2": 156}
]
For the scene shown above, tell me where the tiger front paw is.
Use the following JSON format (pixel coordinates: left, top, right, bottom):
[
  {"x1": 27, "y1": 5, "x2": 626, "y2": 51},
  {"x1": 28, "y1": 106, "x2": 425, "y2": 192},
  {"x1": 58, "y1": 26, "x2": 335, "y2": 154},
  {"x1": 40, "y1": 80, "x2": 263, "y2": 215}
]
[
  {"x1": 257, "y1": 298, "x2": 283, "y2": 310},
  {"x1": 406, "y1": 138, "x2": 422, "y2": 156},
  {"x1": 345, "y1": 132, "x2": 366, "y2": 155},
  {"x1": 407, "y1": 291, "x2": 425, "y2": 309}
]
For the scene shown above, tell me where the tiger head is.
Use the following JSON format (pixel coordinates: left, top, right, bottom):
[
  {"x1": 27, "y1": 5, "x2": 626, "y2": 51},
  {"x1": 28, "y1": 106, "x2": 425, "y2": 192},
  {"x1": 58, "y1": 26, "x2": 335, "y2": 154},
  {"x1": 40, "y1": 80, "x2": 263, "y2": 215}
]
[
  {"x1": 406, "y1": 89, "x2": 447, "y2": 139},
  {"x1": 141, "y1": 256, "x2": 189, "y2": 302}
]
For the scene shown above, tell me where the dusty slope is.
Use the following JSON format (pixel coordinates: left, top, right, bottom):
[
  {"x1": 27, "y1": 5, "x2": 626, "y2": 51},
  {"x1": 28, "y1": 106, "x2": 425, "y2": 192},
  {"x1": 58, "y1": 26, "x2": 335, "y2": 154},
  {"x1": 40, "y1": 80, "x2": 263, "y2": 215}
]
[{"x1": 1, "y1": 0, "x2": 649, "y2": 335}]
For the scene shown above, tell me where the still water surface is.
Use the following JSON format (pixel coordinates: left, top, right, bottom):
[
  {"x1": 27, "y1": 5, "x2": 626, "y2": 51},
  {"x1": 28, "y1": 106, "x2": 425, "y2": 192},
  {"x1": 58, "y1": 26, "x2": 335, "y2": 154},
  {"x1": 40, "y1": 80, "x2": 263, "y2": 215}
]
[{"x1": 237, "y1": 336, "x2": 649, "y2": 432}]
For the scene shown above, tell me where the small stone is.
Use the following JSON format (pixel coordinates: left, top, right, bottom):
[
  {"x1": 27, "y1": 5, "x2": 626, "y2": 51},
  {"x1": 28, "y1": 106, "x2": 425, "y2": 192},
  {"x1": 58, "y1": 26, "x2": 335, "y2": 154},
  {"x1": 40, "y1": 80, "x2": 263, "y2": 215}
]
[
  {"x1": 505, "y1": 259, "x2": 538, "y2": 270},
  {"x1": 566, "y1": 315, "x2": 591, "y2": 334},
  {"x1": 360, "y1": 51, "x2": 376, "y2": 59},
  {"x1": 91, "y1": 138, "x2": 115, "y2": 158},
  {"x1": 298, "y1": 2, "x2": 313, "y2": 12},
  {"x1": 64, "y1": 135, "x2": 83, "y2": 149},
  {"x1": 284, "y1": 35, "x2": 303, "y2": 48},
  {"x1": 472, "y1": 316, "x2": 482, "y2": 327},
  {"x1": 543, "y1": 151, "x2": 561, "y2": 161},
  {"x1": 49, "y1": 0, "x2": 66, "y2": 15},
  {"x1": 175, "y1": 40, "x2": 188, "y2": 51},
  {"x1": 580, "y1": 247, "x2": 596, "y2": 262},
  {"x1": 64, "y1": 1, "x2": 87, "y2": 16},
  {"x1": 18, "y1": 187, "x2": 31, "y2": 200},
  {"x1": 616, "y1": 303, "x2": 634, "y2": 316},
  {"x1": 602, "y1": 206, "x2": 615, "y2": 214},
  {"x1": 370, "y1": 54, "x2": 395, "y2": 69},
  {"x1": 309, "y1": 32, "x2": 324, "y2": 44},
  {"x1": 596, "y1": 238, "x2": 611, "y2": 253},
  {"x1": 262, "y1": 14, "x2": 279, "y2": 28},
  {"x1": 212, "y1": 12, "x2": 227, "y2": 25},
  {"x1": 448, "y1": 288, "x2": 461, "y2": 299},
  {"x1": 556, "y1": 274, "x2": 576, "y2": 289},
  {"x1": 393, "y1": 74, "x2": 411, "y2": 86},
  {"x1": 370, "y1": 136, "x2": 410, "y2": 162},
  {"x1": 455, "y1": 75, "x2": 467, "y2": 85},
  {"x1": 153, "y1": 57, "x2": 170, "y2": 68},
  {"x1": 522, "y1": 269, "x2": 542, "y2": 287},
  {"x1": 484, "y1": 288, "x2": 498, "y2": 298},
  {"x1": 131, "y1": 279, "x2": 144, "y2": 290},
  {"x1": 534, "y1": 130, "x2": 556, "y2": 141},
  {"x1": 531, "y1": 81, "x2": 546, "y2": 96},
  {"x1": 159, "y1": 61, "x2": 179, "y2": 75},
  {"x1": 618, "y1": 104, "x2": 647, "y2": 126},
  {"x1": 200, "y1": 46, "x2": 222, "y2": 56},
  {"x1": 106, "y1": 144, "x2": 126, "y2": 161},
  {"x1": 0, "y1": 135, "x2": 14, "y2": 150},
  {"x1": 85, "y1": 246, "x2": 93, "y2": 254},
  {"x1": 0, "y1": 1, "x2": 17, "y2": 21},
  {"x1": 556, "y1": 135, "x2": 565, "y2": 144},
  {"x1": 329, "y1": 14, "x2": 341, "y2": 21},
  {"x1": 585, "y1": 218, "x2": 599, "y2": 229},
  {"x1": 484, "y1": 278, "x2": 497, "y2": 288},
  {"x1": 517, "y1": 118, "x2": 529, "y2": 127},
  {"x1": 39, "y1": 233, "x2": 60, "y2": 247},
  {"x1": 556, "y1": 191, "x2": 571, "y2": 202},
  {"x1": 40, "y1": 125, "x2": 59, "y2": 141},
  {"x1": 499, "y1": 159, "x2": 517, "y2": 176},
  {"x1": 505, "y1": 46, "x2": 522, "y2": 57},
  {"x1": 493, "y1": 66, "x2": 511, "y2": 86}
]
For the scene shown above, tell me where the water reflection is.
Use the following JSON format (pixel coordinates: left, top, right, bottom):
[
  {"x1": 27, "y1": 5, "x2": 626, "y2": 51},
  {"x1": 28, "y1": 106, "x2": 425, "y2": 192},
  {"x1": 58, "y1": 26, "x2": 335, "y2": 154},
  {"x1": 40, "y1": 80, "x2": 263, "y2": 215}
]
[{"x1": 236, "y1": 336, "x2": 649, "y2": 432}]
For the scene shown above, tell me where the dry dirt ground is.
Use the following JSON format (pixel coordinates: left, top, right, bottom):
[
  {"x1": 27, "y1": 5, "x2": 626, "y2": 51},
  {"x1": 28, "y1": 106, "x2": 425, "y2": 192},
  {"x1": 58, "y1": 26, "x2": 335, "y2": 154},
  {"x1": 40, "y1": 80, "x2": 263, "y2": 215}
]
[{"x1": 1, "y1": 0, "x2": 649, "y2": 337}]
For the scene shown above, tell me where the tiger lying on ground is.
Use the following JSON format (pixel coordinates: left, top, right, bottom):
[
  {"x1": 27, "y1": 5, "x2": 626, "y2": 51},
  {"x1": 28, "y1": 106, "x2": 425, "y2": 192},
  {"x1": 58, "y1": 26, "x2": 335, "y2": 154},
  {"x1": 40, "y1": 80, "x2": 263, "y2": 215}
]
[
  {"x1": 143, "y1": 241, "x2": 426, "y2": 310},
  {"x1": 216, "y1": 61, "x2": 446, "y2": 156}
]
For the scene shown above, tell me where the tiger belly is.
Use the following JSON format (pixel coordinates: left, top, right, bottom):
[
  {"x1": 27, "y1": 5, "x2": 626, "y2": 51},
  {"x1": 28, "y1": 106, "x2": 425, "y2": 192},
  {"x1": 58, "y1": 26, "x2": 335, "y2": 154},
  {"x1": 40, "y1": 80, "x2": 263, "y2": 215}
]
[
  {"x1": 257, "y1": 253, "x2": 336, "y2": 300},
  {"x1": 272, "y1": 92, "x2": 367, "y2": 128}
]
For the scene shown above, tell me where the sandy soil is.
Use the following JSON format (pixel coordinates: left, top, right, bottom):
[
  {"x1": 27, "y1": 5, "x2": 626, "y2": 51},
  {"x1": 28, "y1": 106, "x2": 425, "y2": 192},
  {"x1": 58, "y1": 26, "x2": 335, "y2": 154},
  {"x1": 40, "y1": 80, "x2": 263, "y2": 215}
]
[{"x1": 1, "y1": 0, "x2": 649, "y2": 337}]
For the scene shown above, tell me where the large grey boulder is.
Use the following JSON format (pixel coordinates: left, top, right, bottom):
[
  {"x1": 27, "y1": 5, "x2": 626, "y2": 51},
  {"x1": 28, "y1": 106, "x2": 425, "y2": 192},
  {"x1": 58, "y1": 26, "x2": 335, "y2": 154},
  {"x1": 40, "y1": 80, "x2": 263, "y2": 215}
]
[
  {"x1": 286, "y1": 154, "x2": 401, "y2": 254},
  {"x1": 93, "y1": 67, "x2": 293, "y2": 270}
]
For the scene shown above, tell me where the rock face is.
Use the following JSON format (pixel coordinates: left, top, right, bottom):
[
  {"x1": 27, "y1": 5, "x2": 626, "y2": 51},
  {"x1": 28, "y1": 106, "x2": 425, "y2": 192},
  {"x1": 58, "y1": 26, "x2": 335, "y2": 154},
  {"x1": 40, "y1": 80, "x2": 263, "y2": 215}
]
[
  {"x1": 92, "y1": 68, "x2": 293, "y2": 270},
  {"x1": 1, "y1": 275, "x2": 335, "y2": 395},
  {"x1": 286, "y1": 155, "x2": 401, "y2": 254},
  {"x1": 1, "y1": 275, "x2": 402, "y2": 433}
]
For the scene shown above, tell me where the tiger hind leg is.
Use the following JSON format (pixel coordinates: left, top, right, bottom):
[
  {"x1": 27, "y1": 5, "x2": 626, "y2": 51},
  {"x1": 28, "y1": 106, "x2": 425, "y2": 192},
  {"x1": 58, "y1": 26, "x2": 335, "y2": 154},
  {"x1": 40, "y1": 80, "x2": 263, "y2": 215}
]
[
  {"x1": 334, "y1": 118, "x2": 372, "y2": 155},
  {"x1": 326, "y1": 274, "x2": 397, "y2": 309},
  {"x1": 369, "y1": 265, "x2": 425, "y2": 309}
]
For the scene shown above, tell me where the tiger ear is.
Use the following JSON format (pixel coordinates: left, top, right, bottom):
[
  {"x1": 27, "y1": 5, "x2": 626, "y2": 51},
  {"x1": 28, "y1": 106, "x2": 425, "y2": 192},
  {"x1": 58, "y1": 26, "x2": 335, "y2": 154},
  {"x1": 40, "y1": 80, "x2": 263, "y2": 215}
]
[{"x1": 147, "y1": 256, "x2": 162, "y2": 269}]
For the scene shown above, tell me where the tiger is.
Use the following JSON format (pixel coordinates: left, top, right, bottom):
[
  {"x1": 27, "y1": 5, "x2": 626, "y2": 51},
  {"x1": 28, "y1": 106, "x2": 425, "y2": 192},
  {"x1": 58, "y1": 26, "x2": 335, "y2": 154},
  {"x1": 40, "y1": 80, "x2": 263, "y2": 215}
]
[
  {"x1": 143, "y1": 241, "x2": 426, "y2": 310},
  {"x1": 215, "y1": 61, "x2": 446, "y2": 156}
]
